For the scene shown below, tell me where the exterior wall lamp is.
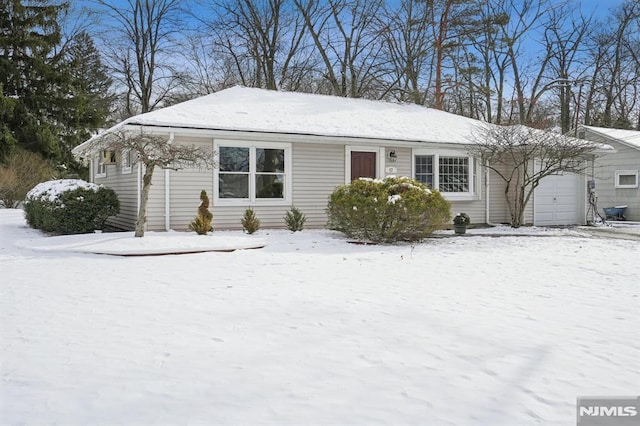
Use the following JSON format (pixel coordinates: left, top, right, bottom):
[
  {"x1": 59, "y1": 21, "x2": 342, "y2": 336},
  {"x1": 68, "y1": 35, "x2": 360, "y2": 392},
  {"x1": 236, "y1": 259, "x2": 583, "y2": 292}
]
[{"x1": 388, "y1": 150, "x2": 397, "y2": 162}]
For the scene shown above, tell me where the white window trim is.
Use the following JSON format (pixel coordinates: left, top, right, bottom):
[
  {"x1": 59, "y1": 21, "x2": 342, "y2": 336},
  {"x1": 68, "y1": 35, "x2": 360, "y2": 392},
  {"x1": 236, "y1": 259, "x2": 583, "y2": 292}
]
[
  {"x1": 344, "y1": 145, "x2": 385, "y2": 183},
  {"x1": 95, "y1": 154, "x2": 106, "y2": 178},
  {"x1": 413, "y1": 149, "x2": 477, "y2": 201},
  {"x1": 614, "y1": 170, "x2": 638, "y2": 189},
  {"x1": 121, "y1": 149, "x2": 132, "y2": 174},
  {"x1": 213, "y1": 139, "x2": 292, "y2": 206}
]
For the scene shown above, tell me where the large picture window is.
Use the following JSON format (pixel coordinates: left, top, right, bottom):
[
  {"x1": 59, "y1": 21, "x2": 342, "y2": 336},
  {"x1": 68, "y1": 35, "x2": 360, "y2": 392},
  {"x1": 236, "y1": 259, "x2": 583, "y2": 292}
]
[
  {"x1": 215, "y1": 141, "x2": 291, "y2": 204},
  {"x1": 414, "y1": 151, "x2": 475, "y2": 198}
]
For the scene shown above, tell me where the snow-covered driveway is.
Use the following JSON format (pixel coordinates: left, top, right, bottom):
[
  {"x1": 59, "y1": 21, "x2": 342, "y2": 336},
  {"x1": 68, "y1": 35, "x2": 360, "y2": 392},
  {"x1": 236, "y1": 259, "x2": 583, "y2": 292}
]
[{"x1": 1, "y1": 209, "x2": 638, "y2": 425}]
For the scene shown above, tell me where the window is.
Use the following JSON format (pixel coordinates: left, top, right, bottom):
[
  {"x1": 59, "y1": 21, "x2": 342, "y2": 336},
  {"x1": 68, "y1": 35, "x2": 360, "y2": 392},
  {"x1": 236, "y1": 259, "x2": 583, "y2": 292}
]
[
  {"x1": 413, "y1": 151, "x2": 475, "y2": 199},
  {"x1": 439, "y1": 156, "x2": 469, "y2": 192},
  {"x1": 215, "y1": 141, "x2": 291, "y2": 204},
  {"x1": 615, "y1": 170, "x2": 638, "y2": 189},
  {"x1": 121, "y1": 149, "x2": 132, "y2": 174},
  {"x1": 95, "y1": 154, "x2": 106, "y2": 178},
  {"x1": 415, "y1": 155, "x2": 434, "y2": 188}
]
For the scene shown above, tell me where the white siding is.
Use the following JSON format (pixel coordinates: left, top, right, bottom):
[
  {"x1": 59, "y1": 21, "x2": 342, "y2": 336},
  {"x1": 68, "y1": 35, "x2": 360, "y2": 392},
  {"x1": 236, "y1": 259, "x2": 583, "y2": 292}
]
[
  {"x1": 93, "y1": 158, "x2": 138, "y2": 230},
  {"x1": 487, "y1": 168, "x2": 510, "y2": 224},
  {"x1": 585, "y1": 134, "x2": 640, "y2": 222},
  {"x1": 385, "y1": 147, "x2": 412, "y2": 177},
  {"x1": 291, "y1": 143, "x2": 345, "y2": 228},
  {"x1": 145, "y1": 168, "x2": 167, "y2": 231},
  {"x1": 200, "y1": 141, "x2": 344, "y2": 230}
]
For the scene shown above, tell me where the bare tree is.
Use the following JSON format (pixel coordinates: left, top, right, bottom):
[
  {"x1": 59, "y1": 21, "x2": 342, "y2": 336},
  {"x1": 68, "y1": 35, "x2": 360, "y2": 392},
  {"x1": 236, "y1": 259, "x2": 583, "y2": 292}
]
[
  {"x1": 470, "y1": 125, "x2": 598, "y2": 227},
  {"x1": 193, "y1": 0, "x2": 313, "y2": 92},
  {"x1": 544, "y1": 5, "x2": 591, "y2": 133},
  {"x1": 92, "y1": 0, "x2": 184, "y2": 116},
  {"x1": 295, "y1": 0, "x2": 387, "y2": 98},
  {"x1": 75, "y1": 129, "x2": 215, "y2": 237},
  {"x1": 467, "y1": 0, "x2": 510, "y2": 123},
  {"x1": 424, "y1": 0, "x2": 477, "y2": 110},
  {"x1": 584, "y1": 1, "x2": 640, "y2": 128},
  {"x1": 379, "y1": 0, "x2": 434, "y2": 104}
]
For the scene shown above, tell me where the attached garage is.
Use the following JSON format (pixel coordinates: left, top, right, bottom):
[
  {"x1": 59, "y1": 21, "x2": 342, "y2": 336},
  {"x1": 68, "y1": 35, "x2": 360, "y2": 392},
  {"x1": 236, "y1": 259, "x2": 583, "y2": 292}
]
[{"x1": 534, "y1": 172, "x2": 584, "y2": 225}]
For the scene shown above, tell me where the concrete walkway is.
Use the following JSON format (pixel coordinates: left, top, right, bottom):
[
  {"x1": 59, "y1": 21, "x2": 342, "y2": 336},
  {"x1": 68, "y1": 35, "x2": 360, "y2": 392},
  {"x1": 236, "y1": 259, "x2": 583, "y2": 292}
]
[{"x1": 577, "y1": 222, "x2": 640, "y2": 241}]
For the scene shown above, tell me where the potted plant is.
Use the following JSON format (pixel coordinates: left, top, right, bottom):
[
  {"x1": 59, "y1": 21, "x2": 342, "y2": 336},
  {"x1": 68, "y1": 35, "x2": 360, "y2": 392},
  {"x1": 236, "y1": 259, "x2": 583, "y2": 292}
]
[{"x1": 453, "y1": 212, "x2": 470, "y2": 235}]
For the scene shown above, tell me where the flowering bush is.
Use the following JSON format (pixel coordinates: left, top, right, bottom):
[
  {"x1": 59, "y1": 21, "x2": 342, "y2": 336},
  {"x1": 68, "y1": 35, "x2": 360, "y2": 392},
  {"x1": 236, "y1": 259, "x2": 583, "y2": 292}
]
[
  {"x1": 453, "y1": 212, "x2": 470, "y2": 226},
  {"x1": 326, "y1": 176, "x2": 451, "y2": 243}
]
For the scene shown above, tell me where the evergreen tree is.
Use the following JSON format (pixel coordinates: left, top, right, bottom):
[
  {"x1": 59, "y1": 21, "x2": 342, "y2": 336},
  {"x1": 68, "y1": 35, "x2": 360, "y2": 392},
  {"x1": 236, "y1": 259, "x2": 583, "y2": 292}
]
[
  {"x1": 58, "y1": 31, "x2": 113, "y2": 171},
  {"x1": 0, "y1": 1, "x2": 112, "y2": 169},
  {"x1": 0, "y1": 0, "x2": 67, "y2": 162}
]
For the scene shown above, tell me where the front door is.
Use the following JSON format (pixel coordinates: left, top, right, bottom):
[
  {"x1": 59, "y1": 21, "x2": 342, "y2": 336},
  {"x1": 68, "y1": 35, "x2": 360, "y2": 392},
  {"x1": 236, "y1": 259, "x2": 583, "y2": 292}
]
[{"x1": 351, "y1": 151, "x2": 376, "y2": 181}]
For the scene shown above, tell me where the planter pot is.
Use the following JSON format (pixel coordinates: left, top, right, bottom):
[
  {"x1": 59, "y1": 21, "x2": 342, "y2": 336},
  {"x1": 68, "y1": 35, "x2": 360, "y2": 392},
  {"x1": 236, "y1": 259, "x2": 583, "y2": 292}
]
[{"x1": 454, "y1": 224, "x2": 467, "y2": 235}]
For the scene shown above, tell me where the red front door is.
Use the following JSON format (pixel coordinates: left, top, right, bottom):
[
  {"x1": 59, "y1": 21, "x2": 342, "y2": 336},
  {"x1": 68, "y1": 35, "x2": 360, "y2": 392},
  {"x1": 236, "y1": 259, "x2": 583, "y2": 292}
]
[{"x1": 351, "y1": 151, "x2": 376, "y2": 181}]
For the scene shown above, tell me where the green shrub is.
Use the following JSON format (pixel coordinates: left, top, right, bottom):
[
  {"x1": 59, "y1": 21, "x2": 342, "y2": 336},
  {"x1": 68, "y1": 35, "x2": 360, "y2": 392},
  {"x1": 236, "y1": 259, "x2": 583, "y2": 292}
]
[
  {"x1": 24, "y1": 179, "x2": 120, "y2": 234},
  {"x1": 241, "y1": 207, "x2": 260, "y2": 234},
  {"x1": 284, "y1": 206, "x2": 307, "y2": 232},
  {"x1": 326, "y1": 176, "x2": 451, "y2": 243},
  {"x1": 189, "y1": 190, "x2": 213, "y2": 235}
]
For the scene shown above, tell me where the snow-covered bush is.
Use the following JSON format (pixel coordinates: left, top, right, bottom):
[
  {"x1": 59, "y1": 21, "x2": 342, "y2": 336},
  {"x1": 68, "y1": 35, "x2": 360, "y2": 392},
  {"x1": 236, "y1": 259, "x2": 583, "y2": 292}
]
[
  {"x1": 24, "y1": 179, "x2": 120, "y2": 234},
  {"x1": 326, "y1": 176, "x2": 451, "y2": 243}
]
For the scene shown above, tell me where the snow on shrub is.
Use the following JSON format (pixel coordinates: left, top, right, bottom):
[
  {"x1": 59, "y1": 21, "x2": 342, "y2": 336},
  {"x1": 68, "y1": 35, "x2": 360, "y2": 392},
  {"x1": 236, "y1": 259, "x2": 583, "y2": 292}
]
[
  {"x1": 326, "y1": 176, "x2": 451, "y2": 243},
  {"x1": 24, "y1": 179, "x2": 120, "y2": 234}
]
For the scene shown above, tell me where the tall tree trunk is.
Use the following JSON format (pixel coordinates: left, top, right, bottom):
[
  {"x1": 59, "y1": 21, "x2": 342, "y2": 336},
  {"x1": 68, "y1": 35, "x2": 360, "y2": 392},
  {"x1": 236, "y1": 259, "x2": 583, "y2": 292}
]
[{"x1": 135, "y1": 162, "x2": 155, "y2": 237}]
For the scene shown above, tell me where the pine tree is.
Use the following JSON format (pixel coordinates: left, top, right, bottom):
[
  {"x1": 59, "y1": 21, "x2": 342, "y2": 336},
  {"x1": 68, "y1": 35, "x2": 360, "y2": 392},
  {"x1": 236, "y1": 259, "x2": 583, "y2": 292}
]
[
  {"x1": 241, "y1": 208, "x2": 260, "y2": 234},
  {"x1": 0, "y1": 0, "x2": 67, "y2": 162},
  {"x1": 57, "y1": 31, "x2": 113, "y2": 171},
  {"x1": 0, "y1": 1, "x2": 112, "y2": 169}
]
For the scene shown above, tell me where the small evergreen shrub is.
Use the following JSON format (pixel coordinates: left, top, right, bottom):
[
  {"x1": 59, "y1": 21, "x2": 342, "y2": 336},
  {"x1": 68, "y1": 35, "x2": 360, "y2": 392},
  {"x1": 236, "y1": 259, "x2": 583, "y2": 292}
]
[
  {"x1": 326, "y1": 176, "x2": 451, "y2": 243},
  {"x1": 284, "y1": 206, "x2": 307, "y2": 232},
  {"x1": 189, "y1": 190, "x2": 213, "y2": 235},
  {"x1": 24, "y1": 179, "x2": 120, "y2": 234},
  {"x1": 453, "y1": 212, "x2": 470, "y2": 226},
  {"x1": 241, "y1": 208, "x2": 260, "y2": 234}
]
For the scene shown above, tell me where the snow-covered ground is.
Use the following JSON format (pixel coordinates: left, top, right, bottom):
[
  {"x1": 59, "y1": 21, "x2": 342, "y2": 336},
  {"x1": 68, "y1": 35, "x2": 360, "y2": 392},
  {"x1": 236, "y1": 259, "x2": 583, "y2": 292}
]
[{"x1": 1, "y1": 208, "x2": 638, "y2": 425}]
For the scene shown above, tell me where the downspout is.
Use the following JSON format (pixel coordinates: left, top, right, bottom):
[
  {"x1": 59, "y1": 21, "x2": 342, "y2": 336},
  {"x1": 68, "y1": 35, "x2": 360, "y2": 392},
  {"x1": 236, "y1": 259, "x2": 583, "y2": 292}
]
[
  {"x1": 165, "y1": 132, "x2": 175, "y2": 231},
  {"x1": 485, "y1": 164, "x2": 498, "y2": 226},
  {"x1": 136, "y1": 162, "x2": 141, "y2": 218}
]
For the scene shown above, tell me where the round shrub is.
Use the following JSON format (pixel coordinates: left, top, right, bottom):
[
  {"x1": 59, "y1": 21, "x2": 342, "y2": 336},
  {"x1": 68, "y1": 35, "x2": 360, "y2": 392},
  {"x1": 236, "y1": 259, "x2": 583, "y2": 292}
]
[
  {"x1": 326, "y1": 176, "x2": 451, "y2": 243},
  {"x1": 24, "y1": 179, "x2": 120, "y2": 234}
]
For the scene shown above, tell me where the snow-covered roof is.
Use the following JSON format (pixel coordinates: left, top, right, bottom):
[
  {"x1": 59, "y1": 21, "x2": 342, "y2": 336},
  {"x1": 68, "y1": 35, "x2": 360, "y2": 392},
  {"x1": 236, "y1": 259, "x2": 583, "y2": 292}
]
[
  {"x1": 73, "y1": 87, "x2": 611, "y2": 156},
  {"x1": 80, "y1": 86, "x2": 488, "y2": 148},
  {"x1": 583, "y1": 125, "x2": 640, "y2": 150}
]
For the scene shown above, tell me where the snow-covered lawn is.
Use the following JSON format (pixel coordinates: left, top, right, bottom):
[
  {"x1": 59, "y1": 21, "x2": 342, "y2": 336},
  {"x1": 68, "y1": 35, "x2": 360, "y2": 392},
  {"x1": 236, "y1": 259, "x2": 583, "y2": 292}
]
[{"x1": 1, "y1": 209, "x2": 638, "y2": 425}]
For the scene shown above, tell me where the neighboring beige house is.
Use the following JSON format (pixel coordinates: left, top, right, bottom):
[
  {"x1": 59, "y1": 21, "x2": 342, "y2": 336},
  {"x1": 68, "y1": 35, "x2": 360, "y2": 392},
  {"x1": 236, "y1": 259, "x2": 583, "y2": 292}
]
[
  {"x1": 579, "y1": 126, "x2": 640, "y2": 222},
  {"x1": 72, "y1": 86, "x2": 605, "y2": 231}
]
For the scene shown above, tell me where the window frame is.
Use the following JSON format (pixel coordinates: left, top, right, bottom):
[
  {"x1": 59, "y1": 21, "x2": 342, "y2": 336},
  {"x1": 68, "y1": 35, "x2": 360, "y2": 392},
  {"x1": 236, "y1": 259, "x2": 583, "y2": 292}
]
[
  {"x1": 95, "y1": 153, "x2": 107, "y2": 178},
  {"x1": 213, "y1": 140, "x2": 292, "y2": 206},
  {"x1": 121, "y1": 149, "x2": 132, "y2": 174},
  {"x1": 412, "y1": 149, "x2": 477, "y2": 200},
  {"x1": 614, "y1": 170, "x2": 639, "y2": 189}
]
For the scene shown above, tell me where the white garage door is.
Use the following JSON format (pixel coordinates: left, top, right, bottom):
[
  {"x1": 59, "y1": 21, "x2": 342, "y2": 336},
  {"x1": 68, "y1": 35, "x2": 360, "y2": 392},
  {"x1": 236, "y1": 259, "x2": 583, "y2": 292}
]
[{"x1": 534, "y1": 173, "x2": 581, "y2": 225}]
